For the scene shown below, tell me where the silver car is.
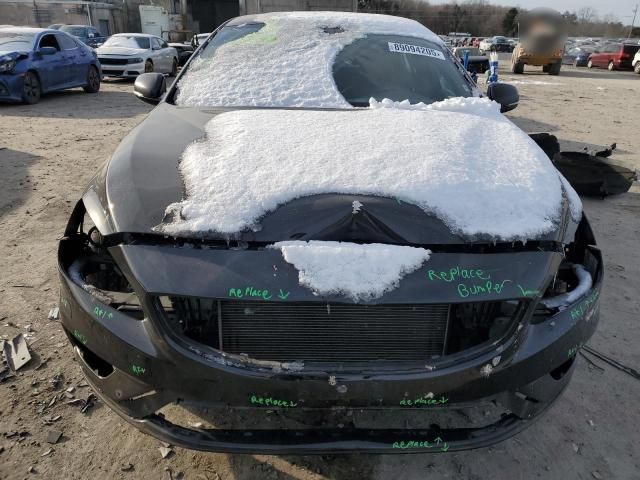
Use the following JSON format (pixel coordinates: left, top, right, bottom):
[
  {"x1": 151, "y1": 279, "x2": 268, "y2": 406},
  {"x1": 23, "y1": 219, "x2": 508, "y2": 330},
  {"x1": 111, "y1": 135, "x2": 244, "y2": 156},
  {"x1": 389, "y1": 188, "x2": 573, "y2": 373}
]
[{"x1": 96, "y1": 33, "x2": 178, "y2": 78}]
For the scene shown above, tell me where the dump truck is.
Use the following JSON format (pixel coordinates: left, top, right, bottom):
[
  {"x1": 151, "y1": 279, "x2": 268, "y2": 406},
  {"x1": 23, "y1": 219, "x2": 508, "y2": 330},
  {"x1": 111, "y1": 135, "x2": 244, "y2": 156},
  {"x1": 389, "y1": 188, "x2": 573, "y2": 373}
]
[{"x1": 511, "y1": 8, "x2": 566, "y2": 75}]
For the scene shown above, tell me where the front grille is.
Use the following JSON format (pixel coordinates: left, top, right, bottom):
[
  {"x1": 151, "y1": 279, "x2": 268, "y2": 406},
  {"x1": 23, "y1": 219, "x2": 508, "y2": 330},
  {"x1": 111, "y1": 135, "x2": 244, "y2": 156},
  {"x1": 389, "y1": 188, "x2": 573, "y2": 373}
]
[
  {"x1": 99, "y1": 58, "x2": 128, "y2": 65},
  {"x1": 161, "y1": 298, "x2": 449, "y2": 362},
  {"x1": 159, "y1": 297, "x2": 518, "y2": 364}
]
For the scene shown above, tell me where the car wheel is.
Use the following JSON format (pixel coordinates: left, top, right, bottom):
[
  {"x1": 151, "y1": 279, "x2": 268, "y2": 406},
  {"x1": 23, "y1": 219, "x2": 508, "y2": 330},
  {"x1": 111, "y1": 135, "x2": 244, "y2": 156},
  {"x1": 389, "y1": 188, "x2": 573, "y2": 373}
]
[
  {"x1": 587, "y1": 59, "x2": 593, "y2": 68},
  {"x1": 83, "y1": 65, "x2": 100, "y2": 93},
  {"x1": 170, "y1": 58, "x2": 178, "y2": 77},
  {"x1": 635, "y1": 63, "x2": 640, "y2": 74},
  {"x1": 144, "y1": 60, "x2": 154, "y2": 73},
  {"x1": 548, "y1": 62, "x2": 561, "y2": 75},
  {"x1": 21, "y1": 71, "x2": 41, "y2": 104},
  {"x1": 542, "y1": 64, "x2": 550, "y2": 73}
]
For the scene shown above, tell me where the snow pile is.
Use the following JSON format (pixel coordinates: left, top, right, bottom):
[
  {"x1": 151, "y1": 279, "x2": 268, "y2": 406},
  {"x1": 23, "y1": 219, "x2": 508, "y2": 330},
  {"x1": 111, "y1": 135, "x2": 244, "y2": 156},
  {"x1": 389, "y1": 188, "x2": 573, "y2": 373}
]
[
  {"x1": 369, "y1": 96, "x2": 499, "y2": 118},
  {"x1": 161, "y1": 99, "x2": 582, "y2": 240},
  {"x1": 542, "y1": 264, "x2": 592, "y2": 309},
  {"x1": 175, "y1": 12, "x2": 441, "y2": 108},
  {"x1": 270, "y1": 241, "x2": 431, "y2": 300}
]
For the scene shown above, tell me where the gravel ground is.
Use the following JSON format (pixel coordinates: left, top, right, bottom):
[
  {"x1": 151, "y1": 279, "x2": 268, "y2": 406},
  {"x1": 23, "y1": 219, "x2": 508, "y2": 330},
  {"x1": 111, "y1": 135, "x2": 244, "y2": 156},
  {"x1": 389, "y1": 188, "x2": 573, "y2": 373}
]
[{"x1": 1, "y1": 64, "x2": 639, "y2": 480}]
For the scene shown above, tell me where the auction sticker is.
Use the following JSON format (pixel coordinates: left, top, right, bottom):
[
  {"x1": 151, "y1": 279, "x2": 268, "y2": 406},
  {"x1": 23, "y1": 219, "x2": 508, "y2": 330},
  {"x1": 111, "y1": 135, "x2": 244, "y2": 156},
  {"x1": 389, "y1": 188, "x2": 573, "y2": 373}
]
[{"x1": 388, "y1": 42, "x2": 445, "y2": 60}]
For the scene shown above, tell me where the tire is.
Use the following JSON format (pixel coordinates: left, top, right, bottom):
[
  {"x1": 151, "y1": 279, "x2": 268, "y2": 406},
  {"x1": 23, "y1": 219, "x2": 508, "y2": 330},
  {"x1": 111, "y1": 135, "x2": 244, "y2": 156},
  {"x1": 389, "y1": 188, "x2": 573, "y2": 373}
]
[
  {"x1": 542, "y1": 65, "x2": 550, "y2": 73},
  {"x1": 511, "y1": 61, "x2": 524, "y2": 74},
  {"x1": 608, "y1": 61, "x2": 615, "y2": 71},
  {"x1": 144, "y1": 60, "x2": 154, "y2": 73},
  {"x1": 83, "y1": 65, "x2": 100, "y2": 93},
  {"x1": 548, "y1": 62, "x2": 561, "y2": 75},
  {"x1": 635, "y1": 63, "x2": 640, "y2": 74},
  {"x1": 169, "y1": 58, "x2": 178, "y2": 77},
  {"x1": 21, "y1": 71, "x2": 41, "y2": 104},
  {"x1": 587, "y1": 59, "x2": 593, "y2": 69}
]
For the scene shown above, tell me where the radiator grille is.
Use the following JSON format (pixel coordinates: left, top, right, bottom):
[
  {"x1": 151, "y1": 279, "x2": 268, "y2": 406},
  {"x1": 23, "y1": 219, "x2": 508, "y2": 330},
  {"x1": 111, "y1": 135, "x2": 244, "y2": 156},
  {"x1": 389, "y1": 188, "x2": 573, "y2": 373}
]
[{"x1": 163, "y1": 298, "x2": 450, "y2": 363}]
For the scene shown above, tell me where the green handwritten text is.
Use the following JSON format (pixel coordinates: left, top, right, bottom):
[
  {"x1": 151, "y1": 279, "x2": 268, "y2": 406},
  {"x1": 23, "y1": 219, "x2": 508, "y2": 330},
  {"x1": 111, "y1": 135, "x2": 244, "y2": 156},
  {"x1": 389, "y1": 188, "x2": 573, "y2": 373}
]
[
  {"x1": 228, "y1": 287, "x2": 273, "y2": 300},
  {"x1": 60, "y1": 297, "x2": 69, "y2": 309},
  {"x1": 250, "y1": 395, "x2": 298, "y2": 408},
  {"x1": 392, "y1": 437, "x2": 449, "y2": 452},
  {"x1": 517, "y1": 285, "x2": 541, "y2": 297},
  {"x1": 427, "y1": 267, "x2": 491, "y2": 283},
  {"x1": 570, "y1": 290, "x2": 600, "y2": 322},
  {"x1": 73, "y1": 329, "x2": 88, "y2": 345},
  {"x1": 93, "y1": 306, "x2": 113, "y2": 320},
  {"x1": 457, "y1": 279, "x2": 512, "y2": 298},
  {"x1": 131, "y1": 365, "x2": 146, "y2": 376},
  {"x1": 400, "y1": 394, "x2": 448, "y2": 407}
]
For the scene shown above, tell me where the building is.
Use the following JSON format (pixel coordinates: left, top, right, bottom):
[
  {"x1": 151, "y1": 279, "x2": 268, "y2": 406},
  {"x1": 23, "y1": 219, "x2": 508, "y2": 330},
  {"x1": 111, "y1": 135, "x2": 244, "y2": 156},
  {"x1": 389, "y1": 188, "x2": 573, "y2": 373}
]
[{"x1": 0, "y1": 0, "x2": 357, "y2": 38}]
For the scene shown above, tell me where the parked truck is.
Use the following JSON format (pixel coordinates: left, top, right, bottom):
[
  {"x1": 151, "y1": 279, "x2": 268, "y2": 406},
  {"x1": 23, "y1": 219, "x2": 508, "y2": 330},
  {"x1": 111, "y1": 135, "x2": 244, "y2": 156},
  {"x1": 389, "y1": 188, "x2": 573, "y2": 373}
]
[{"x1": 511, "y1": 8, "x2": 566, "y2": 75}]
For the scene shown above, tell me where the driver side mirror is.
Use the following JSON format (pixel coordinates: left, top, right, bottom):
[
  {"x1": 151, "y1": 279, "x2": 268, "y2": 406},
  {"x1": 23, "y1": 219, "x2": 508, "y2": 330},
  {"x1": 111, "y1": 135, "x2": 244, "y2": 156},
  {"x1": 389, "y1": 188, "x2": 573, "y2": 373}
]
[
  {"x1": 38, "y1": 46, "x2": 58, "y2": 56},
  {"x1": 487, "y1": 82, "x2": 519, "y2": 113},
  {"x1": 134, "y1": 73, "x2": 166, "y2": 105}
]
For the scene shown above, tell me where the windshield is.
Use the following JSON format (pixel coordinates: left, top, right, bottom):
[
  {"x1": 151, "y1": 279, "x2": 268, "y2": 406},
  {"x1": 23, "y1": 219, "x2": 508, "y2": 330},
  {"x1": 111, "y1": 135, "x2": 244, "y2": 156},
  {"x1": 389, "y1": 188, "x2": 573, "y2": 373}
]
[
  {"x1": 60, "y1": 26, "x2": 86, "y2": 37},
  {"x1": 0, "y1": 31, "x2": 36, "y2": 51},
  {"x1": 175, "y1": 23, "x2": 473, "y2": 108},
  {"x1": 102, "y1": 36, "x2": 150, "y2": 49}
]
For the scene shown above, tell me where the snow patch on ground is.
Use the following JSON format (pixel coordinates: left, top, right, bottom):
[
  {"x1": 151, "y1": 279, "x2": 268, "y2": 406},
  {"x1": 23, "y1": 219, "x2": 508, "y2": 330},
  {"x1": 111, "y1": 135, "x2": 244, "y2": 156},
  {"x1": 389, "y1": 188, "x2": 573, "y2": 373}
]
[
  {"x1": 175, "y1": 12, "x2": 441, "y2": 108},
  {"x1": 162, "y1": 99, "x2": 581, "y2": 240},
  {"x1": 269, "y1": 241, "x2": 431, "y2": 300},
  {"x1": 506, "y1": 80, "x2": 562, "y2": 86}
]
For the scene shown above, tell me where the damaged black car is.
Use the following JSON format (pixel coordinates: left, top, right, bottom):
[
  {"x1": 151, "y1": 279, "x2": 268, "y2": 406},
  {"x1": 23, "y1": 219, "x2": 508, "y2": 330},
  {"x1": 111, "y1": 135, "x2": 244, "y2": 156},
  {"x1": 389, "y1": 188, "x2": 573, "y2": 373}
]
[{"x1": 58, "y1": 12, "x2": 602, "y2": 454}]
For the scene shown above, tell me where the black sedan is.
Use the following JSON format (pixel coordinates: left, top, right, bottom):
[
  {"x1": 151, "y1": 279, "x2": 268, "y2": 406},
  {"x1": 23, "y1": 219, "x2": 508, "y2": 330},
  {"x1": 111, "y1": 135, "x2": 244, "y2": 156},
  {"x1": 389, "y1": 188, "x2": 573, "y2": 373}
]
[
  {"x1": 58, "y1": 12, "x2": 602, "y2": 454},
  {"x1": 453, "y1": 47, "x2": 490, "y2": 74}
]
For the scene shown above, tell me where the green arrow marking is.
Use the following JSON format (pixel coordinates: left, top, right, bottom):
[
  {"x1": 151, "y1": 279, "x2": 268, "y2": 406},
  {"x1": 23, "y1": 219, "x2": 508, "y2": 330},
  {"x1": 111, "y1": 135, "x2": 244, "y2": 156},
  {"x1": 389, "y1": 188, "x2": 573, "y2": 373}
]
[
  {"x1": 278, "y1": 289, "x2": 290, "y2": 300},
  {"x1": 441, "y1": 442, "x2": 450, "y2": 452},
  {"x1": 434, "y1": 437, "x2": 442, "y2": 445}
]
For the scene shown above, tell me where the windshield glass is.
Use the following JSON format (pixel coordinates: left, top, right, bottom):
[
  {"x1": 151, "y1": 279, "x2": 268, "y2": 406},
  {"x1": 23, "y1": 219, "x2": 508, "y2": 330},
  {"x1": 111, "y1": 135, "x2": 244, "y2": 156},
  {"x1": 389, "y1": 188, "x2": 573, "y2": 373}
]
[
  {"x1": 0, "y1": 31, "x2": 36, "y2": 50},
  {"x1": 102, "y1": 35, "x2": 150, "y2": 49},
  {"x1": 60, "y1": 26, "x2": 86, "y2": 37},
  {"x1": 175, "y1": 23, "x2": 473, "y2": 108}
]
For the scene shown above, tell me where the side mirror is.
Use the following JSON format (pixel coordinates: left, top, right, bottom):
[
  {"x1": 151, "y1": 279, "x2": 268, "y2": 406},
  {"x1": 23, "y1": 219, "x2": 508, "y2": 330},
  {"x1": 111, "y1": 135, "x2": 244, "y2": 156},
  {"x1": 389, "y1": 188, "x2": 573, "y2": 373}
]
[
  {"x1": 134, "y1": 73, "x2": 166, "y2": 105},
  {"x1": 38, "y1": 46, "x2": 57, "y2": 56},
  {"x1": 487, "y1": 82, "x2": 519, "y2": 113}
]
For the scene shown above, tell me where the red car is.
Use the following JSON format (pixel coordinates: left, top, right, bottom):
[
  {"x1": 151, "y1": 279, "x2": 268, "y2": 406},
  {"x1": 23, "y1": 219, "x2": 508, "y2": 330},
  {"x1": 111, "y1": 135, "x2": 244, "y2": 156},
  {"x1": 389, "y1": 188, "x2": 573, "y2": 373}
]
[{"x1": 588, "y1": 43, "x2": 640, "y2": 71}]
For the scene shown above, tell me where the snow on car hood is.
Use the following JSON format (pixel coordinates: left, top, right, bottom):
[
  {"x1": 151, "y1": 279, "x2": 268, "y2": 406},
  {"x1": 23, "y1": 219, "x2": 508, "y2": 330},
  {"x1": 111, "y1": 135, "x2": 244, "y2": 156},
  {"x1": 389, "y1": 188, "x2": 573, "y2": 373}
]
[
  {"x1": 175, "y1": 11, "x2": 442, "y2": 108},
  {"x1": 160, "y1": 97, "x2": 582, "y2": 241},
  {"x1": 96, "y1": 46, "x2": 146, "y2": 56},
  {"x1": 270, "y1": 241, "x2": 431, "y2": 300}
]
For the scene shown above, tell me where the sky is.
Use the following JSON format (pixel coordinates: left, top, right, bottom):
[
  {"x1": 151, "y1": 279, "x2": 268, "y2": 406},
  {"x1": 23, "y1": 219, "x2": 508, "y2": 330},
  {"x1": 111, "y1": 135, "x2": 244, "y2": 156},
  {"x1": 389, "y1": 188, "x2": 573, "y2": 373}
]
[{"x1": 428, "y1": 0, "x2": 638, "y2": 23}]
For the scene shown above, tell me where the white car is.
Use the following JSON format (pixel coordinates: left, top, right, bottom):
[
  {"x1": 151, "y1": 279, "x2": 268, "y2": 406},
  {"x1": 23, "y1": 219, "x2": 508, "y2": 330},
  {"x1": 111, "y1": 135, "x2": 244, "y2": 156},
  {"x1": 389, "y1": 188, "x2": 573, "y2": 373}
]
[
  {"x1": 633, "y1": 50, "x2": 640, "y2": 74},
  {"x1": 97, "y1": 33, "x2": 178, "y2": 78}
]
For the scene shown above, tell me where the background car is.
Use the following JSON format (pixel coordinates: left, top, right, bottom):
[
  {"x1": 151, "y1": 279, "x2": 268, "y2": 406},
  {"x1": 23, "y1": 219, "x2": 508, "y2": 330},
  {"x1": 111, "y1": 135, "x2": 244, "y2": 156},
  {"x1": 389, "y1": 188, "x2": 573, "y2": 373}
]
[
  {"x1": 564, "y1": 46, "x2": 595, "y2": 67},
  {"x1": 479, "y1": 36, "x2": 514, "y2": 53},
  {"x1": 190, "y1": 33, "x2": 211, "y2": 49},
  {"x1": 453, "y1": 46, "x2": 489, "y2": 73},
  {"x1": 59, "y1": 25, "x2": 107, "y2": 48},
  {"x1": 0, "y1": 27, "x2": 101, "y2": 104},
  {"x1": 633, "y1": 50, "x2": 640, "y2": 74},
  {"x1": 168, "y1": 42, "x2": 193, "y2": 66},
  {"x1": 587, "y1": 42, "x2": 640, "y2": 70},
  {"x1": 96, "y1": 33, "x2": 178, "y2": 78},
  {"x1": 47, "y1": 24, "x2": 64, "y2": 30}
]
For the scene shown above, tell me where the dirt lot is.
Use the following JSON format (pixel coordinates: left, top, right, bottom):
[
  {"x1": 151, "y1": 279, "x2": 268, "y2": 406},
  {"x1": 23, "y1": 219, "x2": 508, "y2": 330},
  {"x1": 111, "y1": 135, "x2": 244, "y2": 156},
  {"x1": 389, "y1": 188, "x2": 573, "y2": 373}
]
[{"x1": 1, "y1": 64, "x2": 640, "y2": 480}]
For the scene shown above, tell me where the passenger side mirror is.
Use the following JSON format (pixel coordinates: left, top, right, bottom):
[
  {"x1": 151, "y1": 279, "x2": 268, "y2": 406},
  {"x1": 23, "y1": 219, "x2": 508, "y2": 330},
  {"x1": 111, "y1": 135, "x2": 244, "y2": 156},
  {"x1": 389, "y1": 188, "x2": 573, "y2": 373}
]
[
  {"x1": 38, "y1": 46, "x2": 58, "y2": 56},
  {"x1": 134, "y1": 73, "x2": 166, "y2": 105},
  {"x1": 487, "y1": 82, "x2": 519, "y2": 113}
]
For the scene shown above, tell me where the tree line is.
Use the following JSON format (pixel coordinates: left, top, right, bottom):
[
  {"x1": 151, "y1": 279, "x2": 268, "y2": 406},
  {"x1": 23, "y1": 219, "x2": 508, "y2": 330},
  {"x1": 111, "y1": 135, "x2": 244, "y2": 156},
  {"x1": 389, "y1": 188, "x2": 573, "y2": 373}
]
[{"x1": 358, "y1": 0, "x2": 635, "y2": 38}]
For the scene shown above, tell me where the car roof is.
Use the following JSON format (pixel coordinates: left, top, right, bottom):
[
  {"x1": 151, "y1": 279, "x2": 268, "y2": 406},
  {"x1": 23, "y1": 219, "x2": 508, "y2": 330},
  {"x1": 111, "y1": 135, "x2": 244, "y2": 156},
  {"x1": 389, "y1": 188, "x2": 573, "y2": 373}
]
[
  {"x1": 0, "y1": 26, "x2": 53, "y2": 34},
  {"x1": 224, "y1": 12, "x2": 440, "y2": 43},
  {"x1": 112, "y1": 33, "x2": 155, "y2": 38}
]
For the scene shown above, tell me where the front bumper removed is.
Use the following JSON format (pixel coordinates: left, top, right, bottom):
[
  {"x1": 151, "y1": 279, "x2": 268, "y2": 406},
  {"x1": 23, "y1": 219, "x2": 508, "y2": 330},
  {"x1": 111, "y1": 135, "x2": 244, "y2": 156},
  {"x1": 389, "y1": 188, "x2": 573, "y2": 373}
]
[{"x1": 58, "y1": 239, "x2": 602, "y2": 453}]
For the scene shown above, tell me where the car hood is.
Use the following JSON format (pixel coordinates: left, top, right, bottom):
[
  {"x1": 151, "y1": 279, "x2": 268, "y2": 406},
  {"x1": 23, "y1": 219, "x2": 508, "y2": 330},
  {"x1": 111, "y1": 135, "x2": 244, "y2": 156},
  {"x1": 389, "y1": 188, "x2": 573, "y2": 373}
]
[
  {"x1": 96, "y1": 46, "x2": 146, "y2": 56},
  {"x1": 84, "y1": 103, "x2": 578, "y2": 245},
  {"x1": 0, "y1": 50, "x2": 29, "y2": 60}
]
